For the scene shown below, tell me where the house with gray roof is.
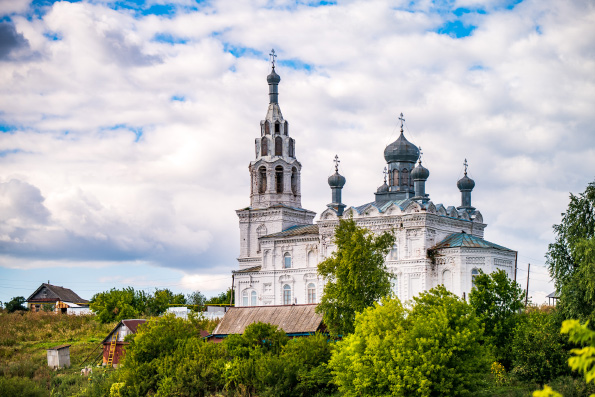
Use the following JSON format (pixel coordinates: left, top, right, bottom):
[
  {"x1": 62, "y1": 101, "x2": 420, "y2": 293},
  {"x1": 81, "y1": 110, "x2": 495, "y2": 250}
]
[
  {"x1": 232, "y1": 55, "x2": 517, "y2": 306},
  {"x1": 26, "y1": 283, "x2": 89, "y2": 314}
]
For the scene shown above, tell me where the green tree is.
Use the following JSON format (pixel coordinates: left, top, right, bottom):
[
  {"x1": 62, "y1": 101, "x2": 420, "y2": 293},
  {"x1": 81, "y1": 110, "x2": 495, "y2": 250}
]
[
  {"x1": 5, "y1": 296, "x2": 27, "y2": 312},
  {"x1": 469, "y1": 269, "x2": 525, "y2": 369},
  {"x1": 511, "y1": 307, "x2": 569, "y2": 385},
  {"x1": 187, "y1": 290, "x2": 206, "y2": 309},
  {"x1": 546, "y1": 181, "x2": 595, "y2": 323},
  {"x1": 329, "y1": 286, "x2": 491, "y2": 397},
  {"x1": 316, "y1": 217, "x2": 395, "y2": 336},
  {"x1": 89, "y1": 287, "x2": 143, "y2": 323},
  {"x1": 206, "y1": 288, "x2": 234, "y2": 305},
  {"x1": 145, "y1": 288, "x2": 186, "y2": 316}
]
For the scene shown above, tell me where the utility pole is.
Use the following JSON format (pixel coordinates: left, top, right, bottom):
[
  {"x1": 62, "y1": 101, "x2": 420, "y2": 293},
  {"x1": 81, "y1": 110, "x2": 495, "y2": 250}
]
[{"x1": 525, "y1": 263, "x2": 531, "y2": 306}]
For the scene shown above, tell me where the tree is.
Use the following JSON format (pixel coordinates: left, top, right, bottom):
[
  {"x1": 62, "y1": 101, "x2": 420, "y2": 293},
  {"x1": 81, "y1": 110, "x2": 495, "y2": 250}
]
[
  {"x1": 145, "y1": 288, "x2": 186, "y2": 316},
  {"x1": 316, "y1": 217, "x2": 395, "y2": 336},
  {"x1": 469, "y1": 269, "x2": 525, "y2": 369},
  {"x1": 5, "y1": 296, "x2": 27, "y2": 312},
  {"x1": 511, "y1": 307, "x2": 569, "y2": 385},
  {"x1": 205, "y1": 288, "x2": 234, "y2": 305},
  {"x1": 187, "y1": 291, "x2": 206, "y2": 308},
  {"x1": 546, "y1": 181, "x2": 595, "y2": 323},
  {"x1": 329, "y1": 286, "x2": 491, "y2": 396},
  {"x1": 90, "y1": 287, "x2": 144, "y2": 323}
]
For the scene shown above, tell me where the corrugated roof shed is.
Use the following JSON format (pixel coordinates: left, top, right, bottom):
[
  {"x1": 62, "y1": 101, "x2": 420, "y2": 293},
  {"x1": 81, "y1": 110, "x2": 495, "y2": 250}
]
[
  {"x1": 432, "y1": 232, "x2": 514, "y2": 252},
  {"x1": 262, "y1": 224, "x2": 319, "y2": 238},
  {"x1": 212, "y1": 305, "x2": 323, "y2": 336}
]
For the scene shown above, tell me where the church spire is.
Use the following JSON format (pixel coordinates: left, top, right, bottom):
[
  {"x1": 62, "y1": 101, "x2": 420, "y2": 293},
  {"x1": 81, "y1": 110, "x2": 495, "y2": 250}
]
[{"x1": 267, "y1": 49, "x2": 281, "y2": 104}]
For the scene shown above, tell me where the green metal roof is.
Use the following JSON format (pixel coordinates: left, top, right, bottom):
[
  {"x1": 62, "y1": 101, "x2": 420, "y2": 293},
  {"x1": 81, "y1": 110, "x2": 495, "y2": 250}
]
[
  {"x1": 262, "y1": 224, "x2": 319, "y2": 238},
  {"x1": 433, "y1": 232, "x2": 514, "y2": 252}
]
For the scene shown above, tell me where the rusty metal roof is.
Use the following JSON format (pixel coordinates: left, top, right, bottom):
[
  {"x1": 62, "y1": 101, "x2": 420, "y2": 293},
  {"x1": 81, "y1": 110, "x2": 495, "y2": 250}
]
[
  {"x1": 212, "y1": 304, "x2": 323, "y2": 336},
  {"x1": 233, "y1": 266, "x2": 262, "y2": 274},
  {"x1": 433, "y1": 232, "x2": 513, "y2": 251},
  {"x1": 262, "y1": 224, "x2": 319, "y2": 238}
]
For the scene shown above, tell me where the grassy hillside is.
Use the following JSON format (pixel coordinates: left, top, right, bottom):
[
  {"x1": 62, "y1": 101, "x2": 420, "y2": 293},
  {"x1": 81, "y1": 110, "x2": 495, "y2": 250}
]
[{"x1": 0, "y1": 311, "x2": 117, "y2": 396}]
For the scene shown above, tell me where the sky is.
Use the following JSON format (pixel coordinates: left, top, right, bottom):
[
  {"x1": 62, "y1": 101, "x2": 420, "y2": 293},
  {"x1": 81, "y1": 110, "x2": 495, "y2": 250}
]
[{"x1": 0, "y1": 0, "x2": 593, "y2": 305}]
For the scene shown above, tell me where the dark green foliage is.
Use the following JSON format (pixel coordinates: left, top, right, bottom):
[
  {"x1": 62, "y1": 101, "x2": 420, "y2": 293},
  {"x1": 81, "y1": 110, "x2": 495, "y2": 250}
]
[
  {"x1": 5, "y1": 296, "x2": 27, "y2": 312},
  {"x1": 330, "y1": 286, "x2": 491, "y2": 396},
  {"x1": 469, "y1": 269, "x2": 525, "y2": 369},
  {"x1": 205, "y1": 288, "x2": 234, "y2": 305},
  {"x1": 186, "y1": 290, "x2": 206, "y2": 309},
  {"x1": 316, "y1": 217, "x2": 395, "y2": 336},
  {"x1": 0, "y1": 376, "x2": 45, "y2": 397},
  {"x1": 511, "y1": 307, "x2": 570, "y2": 385},
  {"x1": 546, "y1": 180, "x2": 595, "y2": 323}
]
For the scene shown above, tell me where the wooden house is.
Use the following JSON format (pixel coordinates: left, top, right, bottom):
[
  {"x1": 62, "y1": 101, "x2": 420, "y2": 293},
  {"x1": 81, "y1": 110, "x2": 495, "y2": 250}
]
[
  {"x1": 207, "y1": 304, "x2": 325, "y2": 343},
  {"x1": 26, "y1": 283, "x2": 89, "y2": 314},
  {"x1": 101, "y1": 319, "x2": 146, "y2": 367}
]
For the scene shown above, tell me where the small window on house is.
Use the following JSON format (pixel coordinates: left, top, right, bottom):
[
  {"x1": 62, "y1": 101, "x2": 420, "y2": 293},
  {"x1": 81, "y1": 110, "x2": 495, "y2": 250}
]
[
  {"x1": 471, "y1": 268, "x2": 480, "y2": 288},
  {"x1": 401, "y1": 168, "x2": 409, "y2": 186},
  {"x1": 265, "y1": 121, "x2": 270, "y2": 135},
  {"x1": 251, "y1": 291, "x2": 257, "y2": 306},
  {"x1": 258, "y1": 166, "x2": 267, "y2": 194},
  {"x1": 261, "y1": 137, "x2": 268, "y2": 157},
  {"x1": 275, "y1": 136, "x2": 283, "y2": 156},
  {"x1": 284, "y1": 252, "x2": 292, "y2": 268},
  {"x1": 289, "y1": 138, "x2": 295, "y2": 157},
  {"x1": 242, "y1": 291, "x2": 248, "y2": 306},
  {"x1": 283, "y1": 284, "x2": 292, "y2": 305},
  {"x1": 275, "y1": 121, "x2": 280, "y2": 134},
  {"x1": 291, "y1": 167, "x2": 298, "y2": 195},
  {"x1": 307, "y1": 283, "x2": 316, "y2": 304},
  {"x1": 275, "y1": 166, "x2": 284, "y2": 193},
  {"x1": 284, "y1": 121, "x2": 288, "y2": 135}
]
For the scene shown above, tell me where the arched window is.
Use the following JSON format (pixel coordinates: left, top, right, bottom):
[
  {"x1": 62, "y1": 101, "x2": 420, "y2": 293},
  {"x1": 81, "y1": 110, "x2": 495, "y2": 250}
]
[
  {"x1": 283, "y1": 252, "x2": 291, "y2": 268},
  {"x1": 275, "y1": 166, "x2": 284, "y2": 193},
  {"x1": 251, "y1": 291, "x2": 257, "y2": 306},
  {"x1": 256, "y1": 224, "x2": 267, "y2": 252},
  {"x1": 275, "y1": 121, "x2": 280, "y2": 134},
  {"x1": 283, "y1": 284, "x2": 292, "y2": 305},
  {"x1": 258, "y1": 166, "x2": 267, "y2": 194},
  {"x1": 291, "y1": 167, "x2": 298, "y2": 195},
  {"x1": 263, "y1": 250, "x2": 269, "y2": 268},
  {"x1": 390, "y1": 244, "x2": 398, "y2": 260},
  {"x1": 307, "y1": 250, "x2": 316, "y2": 267},
  {"x1": 242, "y1": 290, "x2": 248, "y2": 306},
  {"x1": 261, "y1": 137, "x2": 268, "y2": 157},
  {"x1": 471, "y1": 268, "x2": 480, "y2": 288},
  {"x1": 284, "y1": 121, "x2": 288, "y2": 136},
  {"x1": 392, "y1": 169, "x2": 399, "y2": 186},
  {"x1": 275, "y1": 136, "x2": 283, "y2": 156},
  {"x1": 401, "y1": 168, "x2": 409, "y2": 186},
  {"x1": 265, "y1": 121, "x2": 270, "y2": 135},
  {"x1": 307, "y1": 283, "x2": 316, "y2": 304},
  {"x1": 289, "y1": 138, "x2": 295, "y2": 157},
  {"x1": 392, "y1": 276, "x2": 399, "y2": 297}
]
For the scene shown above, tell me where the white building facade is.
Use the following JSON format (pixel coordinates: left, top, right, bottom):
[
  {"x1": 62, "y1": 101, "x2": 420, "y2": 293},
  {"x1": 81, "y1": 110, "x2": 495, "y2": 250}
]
[{"x1": 233, "y1": 60, "x2": 517, "y2": 306}]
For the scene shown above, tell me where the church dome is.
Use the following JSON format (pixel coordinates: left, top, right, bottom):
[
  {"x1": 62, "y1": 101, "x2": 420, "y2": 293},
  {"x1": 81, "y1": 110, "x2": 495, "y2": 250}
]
[
  {"x1": 457, "y1": 174, "x2": 475, "y2": 191},
  {"x1": 411, "y1": 162, "x2": 430, "y2": 180},
  {"x1": 267, "y1": 68, "x2": 281, "y2": 84},
  {"x1": 328, "y1": 172, "x2": 346, "y2": 188},
  {"x1": 384, "y1": 132, "x2": 420, "y2": 163},
  {"x1": 376, "y1": 182, "x2": 389, "y2": 193}
]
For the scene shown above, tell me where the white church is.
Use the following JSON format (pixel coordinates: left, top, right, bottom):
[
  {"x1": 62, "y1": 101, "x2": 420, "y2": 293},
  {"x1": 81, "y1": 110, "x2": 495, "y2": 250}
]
[{"x1": 233, "y1": 56, "x2": 517, "y2": 307}]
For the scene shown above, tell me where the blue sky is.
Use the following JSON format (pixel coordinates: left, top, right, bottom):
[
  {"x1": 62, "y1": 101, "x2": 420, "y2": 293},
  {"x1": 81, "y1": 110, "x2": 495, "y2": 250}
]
[{"x1": 0, "y1": 0, "x2": 594, "y2": 304}]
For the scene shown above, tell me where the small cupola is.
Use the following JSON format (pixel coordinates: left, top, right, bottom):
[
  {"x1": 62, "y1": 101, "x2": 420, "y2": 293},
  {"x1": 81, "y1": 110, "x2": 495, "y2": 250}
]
[
  {"x1": 327, "y1": 155, "x2": 346, "y2": 216},
  {"x1": 457, "y1": 159, "x2": 476, "y2": 212}
]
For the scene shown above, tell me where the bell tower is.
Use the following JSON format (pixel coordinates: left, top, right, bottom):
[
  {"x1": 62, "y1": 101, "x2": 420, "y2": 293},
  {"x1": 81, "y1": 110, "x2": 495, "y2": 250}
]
[{"x1": 236, "y1": 50, "x2": 316, "y2": 268}]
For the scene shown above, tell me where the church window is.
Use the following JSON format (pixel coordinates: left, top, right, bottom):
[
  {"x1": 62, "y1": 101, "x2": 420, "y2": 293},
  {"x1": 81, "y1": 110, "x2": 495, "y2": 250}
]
[
  {"x1": 257, "y1": 224, "x2": 267, "y2": 252},
  {"x1": 275, "y1": 121, "x2": 280, "y2": 134},
  {"x1": 284, "y1": 121, "x2": 288, "y2": 135},
  {"x1": 307, "y1": 283, "x2": 316, "y2": 304},
  {"x1": 392, "y1": 276, "x2": 399, "y2": 297},
  {"x1": 390, "y1": 244, "x2": 398, "y2": 260},
  {"x1": 275, "y1": 136, "x2": 283, "y2": 156},
  {"x1": 392, "y1": 170, "x2": 399, "y2": 186},
  {"x1": 289, "y1": 139, "x2": 295, "y2": 157},
  {"x1": 242, "y1": 290, "x2": 248, "y2": 306},
  {"x1": 283, "y1": 252, "x2": 292, "y2": 268},
  {"x1": 471, "y1": 268, "x2": 480, "y2": 288},
  {"x1": 251, "y1": 291, "x2": 257, "y2": 306},
  {"x1": 283, "y1": 284, "x2": 292, "y2": 305},
  {"x1": 263, "y1": 250, "x2": 269, "y2": 268},
  {"x1": 258, "y1": 167, "x2": 267, "y2": 194},
  {"x1": 265, "y1": 121, "x2": 270, "y2": 135},
  {"x1": 401, "y1": 168, "x2": 409, "y2": 186},
  {"x1": 291, "y1": 167, "x2": 298, "y2": 195},
  {"x1": 276, "y1": 166, "x2": 284, "y2": 193},
  {"x1": 307, "y1": 250, "x2": 316, "y2": 267},
  {"x1": 261, "y1": 138, "x2": 268, "y2": 157}
]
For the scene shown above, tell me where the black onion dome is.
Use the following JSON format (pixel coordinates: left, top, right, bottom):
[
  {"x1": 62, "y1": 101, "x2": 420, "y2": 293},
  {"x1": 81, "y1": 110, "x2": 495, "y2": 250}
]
[
  {"x1": 411, "y1": 162, "x2": 430, "y2": 180},
  {"x1": 457, "y1": 174, "x2": 475, "y2": 191},
  {"x1": 384, "y1": 132, "x2": 420, "y2": 163},
  {"x1": 377, "y1": 182, "x2": 389, "y2": 193},
  {"x1": 267, "y1": 68, "x2": 281, "y2": 84},
  {"x1": 328, "y1": 172, "x2": 346, "y2": 188}
]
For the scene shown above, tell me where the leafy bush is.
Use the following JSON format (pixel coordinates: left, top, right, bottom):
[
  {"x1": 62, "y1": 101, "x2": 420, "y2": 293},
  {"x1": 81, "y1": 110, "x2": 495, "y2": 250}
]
[
  {"x1": 330, "y1": 286, "x2": 491, "y2": 397},
  {"x1": 0, "y1": 376, "x2": 45, "y2": 397}
]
